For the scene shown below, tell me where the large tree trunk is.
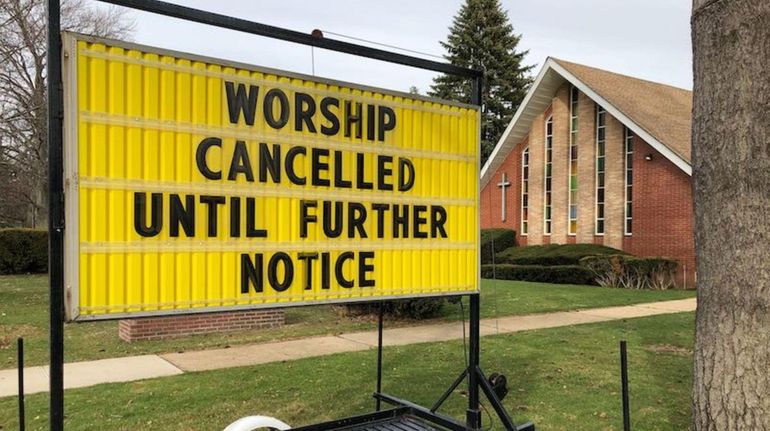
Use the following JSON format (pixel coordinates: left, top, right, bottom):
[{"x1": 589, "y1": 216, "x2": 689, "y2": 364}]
[{"x1": 691, "y1": 0, "x2": 770, "y2": 429}]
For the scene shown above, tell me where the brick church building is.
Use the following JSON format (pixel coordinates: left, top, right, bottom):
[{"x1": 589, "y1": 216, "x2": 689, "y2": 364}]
[{"x1": 480, "y1": 58, "x2": 695, "y2": 287}]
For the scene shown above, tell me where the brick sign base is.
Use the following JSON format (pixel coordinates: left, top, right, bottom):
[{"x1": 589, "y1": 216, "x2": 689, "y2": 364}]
[{"x1": 118, "y1": 309, "x2": 285, "y2": 342}]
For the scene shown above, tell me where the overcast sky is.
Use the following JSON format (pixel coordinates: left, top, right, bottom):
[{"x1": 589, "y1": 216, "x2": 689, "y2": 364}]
[{"x1": 108, "y1": 0, "x2": 693, "y2": 94}]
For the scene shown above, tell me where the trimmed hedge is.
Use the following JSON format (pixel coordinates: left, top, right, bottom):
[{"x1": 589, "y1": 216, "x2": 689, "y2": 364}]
[
  {"x1": 0, "y1": 229, "x2": 48, "y2": 275},
  {"x1": 338, "y1": 297, "x2": 448, "y2": 319},
  {"x1": 481, "y1": 264, "x2": 596, "y2": 285},
  {"x1": 580, "y1": 255, "x2": 678, "y2": 290},
  {"x1": 496, "y1": 243, "x2": 626, "y2": 266},
  {"x1": 480, "y1": 228, "x2": 516, "y2": 264}
]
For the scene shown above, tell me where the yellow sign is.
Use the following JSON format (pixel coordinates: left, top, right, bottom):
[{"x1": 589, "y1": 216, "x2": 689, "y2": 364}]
[{"x1": 62, "y1": 33, "x2": 480, "y2": 321}]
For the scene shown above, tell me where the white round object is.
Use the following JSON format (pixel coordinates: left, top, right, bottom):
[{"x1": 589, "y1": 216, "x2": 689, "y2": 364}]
[{"x1": 222, "y1": 416, "x2": 291, "y2": 431}]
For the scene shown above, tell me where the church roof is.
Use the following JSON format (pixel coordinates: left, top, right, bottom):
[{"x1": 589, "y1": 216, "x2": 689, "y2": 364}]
[{"x1": 480, "y1": 58, "x2": 693, "y2": 188}]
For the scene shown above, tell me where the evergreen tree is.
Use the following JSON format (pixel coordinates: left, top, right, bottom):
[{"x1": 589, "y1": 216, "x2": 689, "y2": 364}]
[{"x1": 430, "y1": 0, "x2": 533, "y2": 165}]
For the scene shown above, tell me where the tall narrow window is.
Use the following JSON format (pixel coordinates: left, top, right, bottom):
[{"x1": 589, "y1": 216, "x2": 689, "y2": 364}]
[
  {"x1": 521, "y1": 147, "x2": 529, "y2": 235},
  {"x1": 544, "y1": 116, "x2": 553, "y2": 235},
  {"x1": 624, "y1": 127, "x2": 634, "y2": 235},
  {"x1": 595, "y1": 106, "x2": 606, "y2": 235},
  {"x1": 568, "y1": 86, "x2": 579, "y2": 235}
]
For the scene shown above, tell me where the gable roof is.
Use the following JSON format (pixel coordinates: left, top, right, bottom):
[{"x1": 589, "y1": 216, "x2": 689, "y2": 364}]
[{"x1": 480, "y1": 58, "x2": 693, "y2": 188}]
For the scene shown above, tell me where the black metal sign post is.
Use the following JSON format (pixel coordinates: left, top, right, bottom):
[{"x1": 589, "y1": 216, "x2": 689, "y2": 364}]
[
  {"x1": 46, "y1": 1, "x2": 533, "y2": 430},
  {"x1": 372, "y1": 293, "x2": 533, "y2": 431},
  {"x1": 46, "y1": 0, "x2": 65, "y2": 430}
]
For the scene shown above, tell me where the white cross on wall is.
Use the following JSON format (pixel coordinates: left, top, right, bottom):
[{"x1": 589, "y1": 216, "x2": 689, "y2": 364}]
[{"x1": 497, "y1": 173, "x2": 511, "y2": 221}]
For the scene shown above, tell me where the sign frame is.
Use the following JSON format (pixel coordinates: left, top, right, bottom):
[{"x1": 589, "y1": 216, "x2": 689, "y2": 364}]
[
  {"x1": 48, "y1": 2, "x2": 538, "y2": 431},
  {"x1": 61, "y1": 32, "x2": 481, "y2": 322}
]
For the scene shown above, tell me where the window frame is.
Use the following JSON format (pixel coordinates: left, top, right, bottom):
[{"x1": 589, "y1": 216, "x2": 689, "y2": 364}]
[
  {"x1": 595, "y1": 105, "x2": 606, "y2": 236},
  {"x1": 568, "y1": 86, "x2": 579, "y2": 236},
  {"x1": 624, "y1": 127, "x2": 634, "y2": 236},
  {"x1": 543, "y1": 115, "x2": 553, "y2": 236},
  {"x1": 521, "y1": 146, "x2": 529, "y2": 236}
]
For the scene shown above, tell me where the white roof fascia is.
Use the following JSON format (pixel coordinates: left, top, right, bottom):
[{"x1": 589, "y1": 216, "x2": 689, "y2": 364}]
[
  {"x1": 479, "y1": 60, "x2": 562, "y2": 187},
  {"x1": 480, "y1": 59, "x2": 692, "y2": 190}
]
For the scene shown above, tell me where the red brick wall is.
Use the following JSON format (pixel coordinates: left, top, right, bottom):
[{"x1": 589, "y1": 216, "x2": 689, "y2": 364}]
[
  {"x1": 118, "y1": 309, "x2": 285, "y2": 342},
  {"x1": 481, "y1": 100, "x2": 695, "y2": 288},
  {"x1": 623, "y1": 137, "x2": 696, "y2": 287},
  {"x1": 480, "y1": 137, "x2": 528, "y2": 246}
]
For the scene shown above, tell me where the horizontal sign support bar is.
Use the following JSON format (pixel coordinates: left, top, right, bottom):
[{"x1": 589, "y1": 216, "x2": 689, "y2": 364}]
[{"x1": 96, "y1": 0, "x2": 482, "y2": 78}]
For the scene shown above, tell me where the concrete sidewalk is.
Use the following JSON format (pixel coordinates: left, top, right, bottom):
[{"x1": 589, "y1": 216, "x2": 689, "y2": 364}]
[{"x1": 0, "y1": 298, "x2": 695, "y2": 397}]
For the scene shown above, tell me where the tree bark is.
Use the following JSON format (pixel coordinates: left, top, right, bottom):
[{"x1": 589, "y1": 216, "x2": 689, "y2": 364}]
[{"x1": 691, "y1": 0, "x2": 770, "y2": 429}]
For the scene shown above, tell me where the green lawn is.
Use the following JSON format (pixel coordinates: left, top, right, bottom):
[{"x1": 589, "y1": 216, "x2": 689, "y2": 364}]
[
  {"x1": 0, "y1": 274, "x2": 694, "y2": 367},
  {"x1": 0, "y1": 312, "x2": 695, "y2": 431}
]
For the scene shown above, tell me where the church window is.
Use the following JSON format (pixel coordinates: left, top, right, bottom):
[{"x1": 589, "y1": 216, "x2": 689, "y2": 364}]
[
  {"x1": 568, "y1": 86, "x2": 579, "y2": 235},
  {"x1": 521, "y1": 147, "x2": 529, "y2": 235},
  {"x1": 544, "y1": 116, "x2": 553, "y2": 235},
  {"x1": 624, "y1": 127, "x2": 634, "y2": 235},
  {"x1": 595, "y1": 106, "x2": 606, "y2": 235}
]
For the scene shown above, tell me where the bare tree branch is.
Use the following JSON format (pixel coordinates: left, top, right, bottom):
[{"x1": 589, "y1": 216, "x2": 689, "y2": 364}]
[{"x1": 0, "y1": 0, "x2": 134, "y2": 228}]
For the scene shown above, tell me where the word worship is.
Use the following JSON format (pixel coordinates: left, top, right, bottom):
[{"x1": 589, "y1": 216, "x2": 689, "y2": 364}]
[{"x1": 132, "y1": 80, "x2": 451, "y2": 294}]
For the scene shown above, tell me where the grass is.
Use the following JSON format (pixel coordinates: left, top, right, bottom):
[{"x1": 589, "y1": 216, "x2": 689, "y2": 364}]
[
  {"x1": 0, "y1": 274, "x2": 694, "y2": 367},
  {"x1": 0, "y1": 312, "x2": 695, "y2": 431}
]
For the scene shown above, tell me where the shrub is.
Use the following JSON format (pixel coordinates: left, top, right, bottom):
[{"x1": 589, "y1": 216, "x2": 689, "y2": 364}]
[
  {"x1": 496, "y1": 243, "x2": 626, "y2": 266},
  {"x1": 389, "y1": 298, "x2": 447, "y2": 318},
  {"x1": 481, "y1": 264, "x2": 596, "y2": 285},
  {"x1": 480, "y1": 228, "x2": 516, "y2": 264},
  {"x1": 580, "y1": 255, "x2": 678, "y2": 290},
  {"x1": 338, "y1": 297, "x2": 448, "y2": 319},
  {"x1": 0, "y1": 229, "x2": 48, "y2": 275}
]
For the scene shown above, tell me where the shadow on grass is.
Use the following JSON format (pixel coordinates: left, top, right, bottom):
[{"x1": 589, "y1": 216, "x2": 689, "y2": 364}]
[{"x1": 635, "y1": 313, "x2": 694, "y2": 428}]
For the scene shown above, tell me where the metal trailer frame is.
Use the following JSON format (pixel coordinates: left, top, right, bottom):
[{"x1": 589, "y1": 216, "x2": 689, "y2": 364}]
[{"x1": 46, "y1": 1, "x2": 535, "y2": 430}]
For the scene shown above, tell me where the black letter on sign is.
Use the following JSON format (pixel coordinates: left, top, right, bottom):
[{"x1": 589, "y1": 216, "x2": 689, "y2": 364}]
[
  {"x1": 135, "y1": 192, "x2": 163, "y2": 237},
  {"x1": 323, "y1": 201, "x2": 343, "y2": 238},
  {"x1": 398, "y1": 158, "x2": 415, "y2": 191},
  {"x1": 320, "y1": 97, "x2": 340, "y2": 136},
  {"x1": 169, "y1": 194, "x2": 195, "y2": 237},
  {"x1": 225, "y1": 81, "x2": 259, "y2": 125},
  {"x1": 246, "y1": 198, "x2": 268, "y2": 237},
  {"x1": 196, "y1": 137, "x2": 222, "y2": 180},
  {"x1": 200, "y1": 195, "x2": 226, "y2": 237},
  {"x1": 228, "y1": 140, "x2": 255, "y2": 181},
  {"x1": 359, "y1": 251, "x2": 375, "y2": 287},
  {"x1": 334, "y1": 151, "x2": 352, "y2": 188},
  {"x1": 264, "y1": 89, "x2": 290, "y2": 129},
  {"x1": 295, "y1": 92, "x2": 317, "y2": 133},
  {"x1": 336, "y1": 251, "x2": 355, "y2": 288},
  {"x1": 298, "y1": 252, "x2": 318, "y2": 290},
  {"x1": 413, "y1": 205, "x2": 428, "y2": 239},
  {"x1": 377, "y1": 155, "x2": 393, "y2": 191},
  {"x1": 321, "y1": 252, "x2": 331, "y2": 289},
  {"x1": 259, "y1": 143, "x2": 281, "y2": 183},
  {"x1": 311, "y1": 148, "x2": 331, "y2": 187},
  {"x1": 345, "y1": 101, "x2": 362, "y2": 139},
  {"x1": 230, "y1": 197, "x2": 241, "y2": 237},
  {"x1": 299, "y1": 200, "x2": 317, "y2": 238},
  {"x1": 268, "y1": 252, "x2": 294, "y2": 292},
  {"x1": 378, "y1": 106, "x2": 396, "y2": 141},
  {"x1": 241, "y1": 253, "x2": 263, "y2": 293},
  {"x1": 366, "y1": 104, "x2": 376, "y2": 141},
  {"x1": 392, "y1": 204, "x2": 409, "y2": 238},
  {"x1": 431, "y1": 206, "x2": 448, "y2": 238},
  {"x1": 372, "y1": 203, "x2": 389, "y2": 239},
  {"x1": 285, "y1": 146, "x2": 307, "y2": 185},
  {"x1": 348, "y1": 202, "x2": 368, "y2": 238},
  {"x1": 356, "y1": 153, "x2": 373, "y2": 190}
]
